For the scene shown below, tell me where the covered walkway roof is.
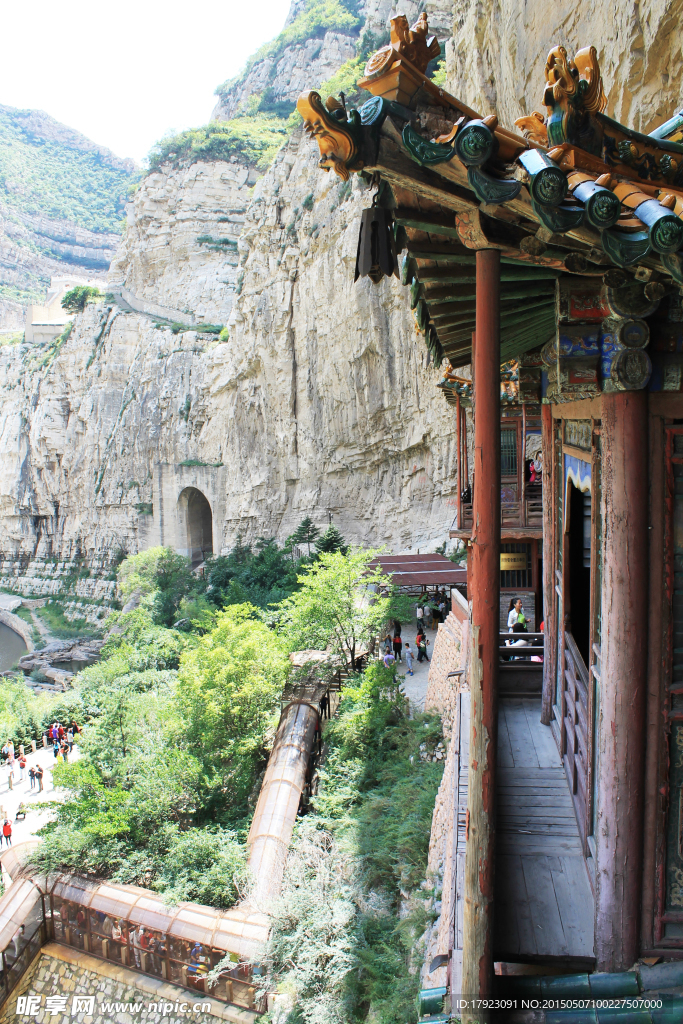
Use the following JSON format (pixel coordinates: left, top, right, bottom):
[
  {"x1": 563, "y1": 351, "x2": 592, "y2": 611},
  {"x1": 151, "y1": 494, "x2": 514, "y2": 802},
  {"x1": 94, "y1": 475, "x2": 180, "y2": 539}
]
[{"x1": 369, "y1": 553, "x2": 467, "y2": 589}]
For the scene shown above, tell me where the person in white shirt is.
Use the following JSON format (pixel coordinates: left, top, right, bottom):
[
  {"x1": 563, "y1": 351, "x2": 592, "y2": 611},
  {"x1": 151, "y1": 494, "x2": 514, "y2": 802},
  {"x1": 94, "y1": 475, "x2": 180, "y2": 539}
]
[{"x1": 507, "y1": 598, "x2": 524, "y2": 631}]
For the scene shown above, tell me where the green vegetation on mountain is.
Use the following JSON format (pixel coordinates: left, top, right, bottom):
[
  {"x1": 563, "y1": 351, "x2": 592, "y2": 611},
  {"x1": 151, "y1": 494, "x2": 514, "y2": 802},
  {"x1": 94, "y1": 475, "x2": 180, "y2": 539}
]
[
  {"x1": 148, "y1": 114, "x2": 289, "y2": 171},
  {"x1": 0, "y1": 105, "x2": 135, "y2": 234},
  {"x1": 215, "y1": 0, "x2": 363, "y2": 100}
]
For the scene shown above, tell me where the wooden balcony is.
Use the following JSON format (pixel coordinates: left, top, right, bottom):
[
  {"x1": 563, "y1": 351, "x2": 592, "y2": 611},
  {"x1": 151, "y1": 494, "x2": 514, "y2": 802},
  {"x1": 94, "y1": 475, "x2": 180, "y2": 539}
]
[{"x1": 450, "y1": 486, "x2": 543, "y2": 539}]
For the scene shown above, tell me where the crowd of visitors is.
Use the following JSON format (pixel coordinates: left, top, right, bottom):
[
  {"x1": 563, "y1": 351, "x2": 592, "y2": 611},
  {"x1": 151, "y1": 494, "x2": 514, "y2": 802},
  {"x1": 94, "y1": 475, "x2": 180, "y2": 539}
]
[
  {"x1": 380, "y1": 592, "x2": 448, "y2": 672},
  {"x1": 53, "y1": 901, "x2": 233, "y2": 991}
]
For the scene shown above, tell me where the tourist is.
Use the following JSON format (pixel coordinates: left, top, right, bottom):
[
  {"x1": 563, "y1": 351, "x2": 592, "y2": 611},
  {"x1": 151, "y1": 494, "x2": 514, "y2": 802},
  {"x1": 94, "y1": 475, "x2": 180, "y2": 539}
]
[
  {"x1": 11, "y1": 924, "x2": 24, "y2": 959},
  {"x1": 416, "y1": 603, "x2": 424, "y2": 630},
  {"x1": 58, "y1": 724, "x2": 65, "y2": 743},
  {"x1": 416, "y1": 630, "x2": 430, "y2": 662},
  {"x1": 18, "y1": 755, "x2": 26, "y2": 782},
  {"x1": 51, "y1": 723, "x2": 58, "y2": 744},
  {"x1": 507, "y1": 598, "x2": 526, "y2": 631},
  {"x1": 130, "y1": 925, "x2": 144, "y2": 968},
  {"x1": 383, "y1": 650, "x2": 395, "y2": 669},
  {"x1": 28, "y1": 766, "x2": 35, "y2": 790},
  {"x1": 392, "y1": 633, "x2": 403, "y2": 663},
  {"x1": 53, "y1": 740, "x2": 60, "y2": 760},
  {"x1": 424, "y1": 603, "x2": 433, "y2": 629},
  {"x1": 61, "y1": 743, "x2": 69, "y2": 763},
  {"x1": 508, "y1": 621, "x2": 530, "y2": 660},
  {"x1": 383, "y1": 635, "x2": 392, "y2": 656},
  {"x1": 2, "y1": 819, "x2": 12, "y2": 846},
  {"x1": 67, "y1": 728, "x2": 74, "y2": 752},
  {"x1": 405, "y1": 643, "x2": 414, "y2": 676},
  {"x1": 35, "y1": 765, "x2": 44, "y2": 792},
  {"x1": 439, "y1": 597, "x2": 447, "y2": 620}
]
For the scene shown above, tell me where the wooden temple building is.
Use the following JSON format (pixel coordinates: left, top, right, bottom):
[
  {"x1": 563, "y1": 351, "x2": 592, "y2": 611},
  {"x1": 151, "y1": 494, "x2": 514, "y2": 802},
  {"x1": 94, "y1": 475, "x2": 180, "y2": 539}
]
[{"x1": 297, "y1": 12, "x2": 683, "y2": 1017}]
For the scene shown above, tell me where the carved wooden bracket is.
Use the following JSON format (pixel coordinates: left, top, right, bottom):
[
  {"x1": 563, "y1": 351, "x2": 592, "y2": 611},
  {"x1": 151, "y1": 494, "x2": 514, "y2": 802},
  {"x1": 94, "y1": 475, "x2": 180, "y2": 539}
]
[{"x1": 296, "y1": 91, "x2": 364, "y2": 180}]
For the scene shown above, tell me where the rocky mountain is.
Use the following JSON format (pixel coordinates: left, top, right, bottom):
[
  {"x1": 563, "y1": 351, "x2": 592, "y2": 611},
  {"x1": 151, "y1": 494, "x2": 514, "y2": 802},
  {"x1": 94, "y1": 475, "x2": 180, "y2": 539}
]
[
  {"x1": 0, "y1": 104, "x2": 136, "y2": 332},
  {"x1": 2, "y1": 0, "x2": 678, "y2": 597}
]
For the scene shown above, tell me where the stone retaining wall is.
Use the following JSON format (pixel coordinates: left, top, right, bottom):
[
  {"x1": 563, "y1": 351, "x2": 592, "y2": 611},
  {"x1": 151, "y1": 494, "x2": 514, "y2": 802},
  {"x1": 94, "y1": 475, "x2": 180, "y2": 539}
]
[
  {"x1": 0, "y1": 609, "x2": 34, "y2": 651},
  {"x1": 421, "y1": 611, "x2": 470, "y2": 990},
  {"x1": 0, "y1": 943, "x2": 256, "y2": 1024}
]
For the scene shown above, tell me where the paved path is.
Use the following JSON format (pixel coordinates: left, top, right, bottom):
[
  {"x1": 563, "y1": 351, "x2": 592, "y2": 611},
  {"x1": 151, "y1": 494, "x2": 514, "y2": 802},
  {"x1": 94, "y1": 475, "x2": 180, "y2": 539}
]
[
  {"x1": 392, "y1": 617, "x2": 441, "y2": 714},
  {"x1": 29, "y1": 608, "x2": 51, "y2": 642},
  {"x1": 0, "y1": 742, "x2": 80, "y2": 851}
]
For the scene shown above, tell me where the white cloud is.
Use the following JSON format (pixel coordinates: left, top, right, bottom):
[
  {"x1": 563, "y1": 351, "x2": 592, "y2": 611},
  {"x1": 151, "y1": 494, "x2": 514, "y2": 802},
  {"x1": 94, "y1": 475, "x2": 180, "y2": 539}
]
[{"x1": 0, "y1": 0, "x2": 292, "y2": 163}]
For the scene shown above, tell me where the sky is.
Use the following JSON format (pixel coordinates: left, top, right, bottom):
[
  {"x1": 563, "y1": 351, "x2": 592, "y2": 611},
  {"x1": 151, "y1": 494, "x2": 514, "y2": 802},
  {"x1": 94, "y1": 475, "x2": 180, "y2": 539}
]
[{"x1": 0, "y1": 0, "x2": 293, "y2": 164}]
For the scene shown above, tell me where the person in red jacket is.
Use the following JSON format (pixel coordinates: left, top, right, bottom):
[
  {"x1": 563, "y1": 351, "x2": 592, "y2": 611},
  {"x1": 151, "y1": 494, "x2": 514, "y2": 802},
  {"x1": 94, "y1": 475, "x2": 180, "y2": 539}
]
[{"x1": 2, "y1": 819, "x2": 12, "y2": 846}]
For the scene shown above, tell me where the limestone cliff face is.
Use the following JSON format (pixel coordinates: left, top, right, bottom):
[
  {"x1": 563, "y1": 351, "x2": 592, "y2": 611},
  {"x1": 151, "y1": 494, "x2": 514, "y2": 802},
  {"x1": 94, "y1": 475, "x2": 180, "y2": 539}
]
[
  {"x1": 108, "y1": 158, "x2": 258, "y2": 324},
  {"x1": 213, "y1": 0, "x2": 453, "y2": 120},
  {"x1": 0, "y1": 133, "x2": 460, "y2": 567},
  {"x1": 447, "y1": 0, "x2": 683, "y2": 133},
  {"x1": 0, "y1": 0, "x2": 459, "y2": 574},
  {"x1": 7, "y1": 0, "x2": 680, "y2": 575}
]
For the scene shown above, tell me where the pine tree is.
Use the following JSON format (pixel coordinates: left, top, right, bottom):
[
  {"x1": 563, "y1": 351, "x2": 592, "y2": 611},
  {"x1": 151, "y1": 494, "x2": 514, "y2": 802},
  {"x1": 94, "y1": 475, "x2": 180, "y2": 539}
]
[
  {"x1": 292, "y1": 516, "x2": 320, "y2": 556},
  {"x1": 315, "y1": 523, "x2": 348, "y2": 555}
]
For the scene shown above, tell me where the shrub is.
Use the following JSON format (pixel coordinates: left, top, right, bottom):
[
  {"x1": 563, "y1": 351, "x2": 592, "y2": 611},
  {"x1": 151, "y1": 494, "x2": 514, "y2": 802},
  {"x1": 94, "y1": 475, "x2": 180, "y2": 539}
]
[
  {"x1": 148, "y1": 115, "x2": 288, "y2": 172},
  {"x1": 261, "y1": 667, "x2": 443, "y2": 1023}
]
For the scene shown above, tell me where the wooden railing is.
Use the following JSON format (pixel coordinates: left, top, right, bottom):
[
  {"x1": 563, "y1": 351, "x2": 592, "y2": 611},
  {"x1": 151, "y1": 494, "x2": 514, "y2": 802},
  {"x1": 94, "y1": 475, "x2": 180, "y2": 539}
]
[
  {"x1": 562, "y1": 631, "x2": 590, "y2": 843},
  {"x1": 498, "y1": 632, "x2": 544, "y2": 661},
  {"x1": 453, "y1": 492, "x2": 543, "y2": 532}
]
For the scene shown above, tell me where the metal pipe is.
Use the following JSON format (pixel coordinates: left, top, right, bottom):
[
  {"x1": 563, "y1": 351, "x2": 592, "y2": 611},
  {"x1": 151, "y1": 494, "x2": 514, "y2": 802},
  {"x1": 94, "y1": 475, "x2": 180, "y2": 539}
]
[
  {"x1": 595, "y1": 390, "x2": 648, "y2": 970},
  {"x1": 462, "y1": 249, "x2": 501, "y2": 1009},
  {"x1": 246, "y1": 701, "x2": 319, "y2": 903}
]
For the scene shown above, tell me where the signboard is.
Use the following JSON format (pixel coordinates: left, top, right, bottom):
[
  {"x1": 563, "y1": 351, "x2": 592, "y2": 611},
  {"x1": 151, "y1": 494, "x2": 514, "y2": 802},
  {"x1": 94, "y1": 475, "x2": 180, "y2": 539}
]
[{"x1": 500, "y1": 553, "x2": 527, "y2": 571}]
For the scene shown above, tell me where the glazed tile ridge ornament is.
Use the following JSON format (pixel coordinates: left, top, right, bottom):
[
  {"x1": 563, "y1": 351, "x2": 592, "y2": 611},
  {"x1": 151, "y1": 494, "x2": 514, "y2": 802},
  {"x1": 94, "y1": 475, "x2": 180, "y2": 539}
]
[{"x1": 296, "y1": 92, "x2": 364, "y2": 181}]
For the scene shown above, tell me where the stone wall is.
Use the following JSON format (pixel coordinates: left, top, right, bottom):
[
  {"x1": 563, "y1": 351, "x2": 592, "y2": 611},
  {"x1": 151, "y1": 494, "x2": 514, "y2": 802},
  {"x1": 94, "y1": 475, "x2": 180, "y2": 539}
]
[
  {"x1": 0, "y1": 609, "x2": 33, "y2": 651},
  {"x1": 421, "y1": 610, "x2": 469, "y2": 989},
  {"x1": 0, "y1": 944, "x2": 255, "y2": 1024}
]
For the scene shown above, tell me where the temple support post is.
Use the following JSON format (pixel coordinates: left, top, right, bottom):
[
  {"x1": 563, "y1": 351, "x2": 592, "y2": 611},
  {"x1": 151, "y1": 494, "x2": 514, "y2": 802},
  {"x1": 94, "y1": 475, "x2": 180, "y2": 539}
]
[
  {"x1": 595, "y1": 390, "x2": 648, "y2": 970},
  {"x1": 462, "y1": 249, "x2": 501, "y2": 1016}
]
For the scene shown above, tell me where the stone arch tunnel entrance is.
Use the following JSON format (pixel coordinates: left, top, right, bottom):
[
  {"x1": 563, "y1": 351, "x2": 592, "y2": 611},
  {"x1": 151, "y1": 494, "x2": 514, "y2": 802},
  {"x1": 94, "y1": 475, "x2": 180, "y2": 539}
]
[{"x1": 179, "y1": 487, "x2": 213, "y2": 567}]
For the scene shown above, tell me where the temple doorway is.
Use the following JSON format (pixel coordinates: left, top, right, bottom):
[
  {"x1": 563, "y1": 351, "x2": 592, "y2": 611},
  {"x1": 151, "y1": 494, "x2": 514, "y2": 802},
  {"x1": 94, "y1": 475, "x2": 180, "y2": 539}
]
[
  {"x1": 180, "y1": 487, "x2": 213, "y2": 567},
  {"x1": 567, "y1": 482, "x2": 591, "y2": 667}
]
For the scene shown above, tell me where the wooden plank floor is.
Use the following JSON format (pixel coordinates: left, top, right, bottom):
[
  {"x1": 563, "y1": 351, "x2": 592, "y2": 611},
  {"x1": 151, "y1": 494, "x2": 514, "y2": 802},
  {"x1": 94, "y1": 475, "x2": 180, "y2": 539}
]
[{"x1": 494, "y1": 698, "x2": 595, "y2": 964}]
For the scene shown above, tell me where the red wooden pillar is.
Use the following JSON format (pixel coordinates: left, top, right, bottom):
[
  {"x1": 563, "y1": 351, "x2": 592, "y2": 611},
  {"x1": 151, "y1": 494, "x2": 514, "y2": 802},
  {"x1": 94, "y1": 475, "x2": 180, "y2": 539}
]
[
  {"x1": 462, "y1": 250, "x2": 500, "y2": 1005},
  {"x1": 457, "y1": 392, "x2": 463, "y2": 530},
  {"x1": 541, "y1": 402, "x2": 554, "y2": 725},
  {"x1": 595, "y1": 390, "x2": 648, "y2": 971}
]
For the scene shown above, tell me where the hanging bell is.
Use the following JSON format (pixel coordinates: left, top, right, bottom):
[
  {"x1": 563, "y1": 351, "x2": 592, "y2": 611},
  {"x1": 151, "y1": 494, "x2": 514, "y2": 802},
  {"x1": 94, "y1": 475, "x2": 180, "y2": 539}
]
[{"x1": 354, "y1": 205, "x2": 396, "y2": 283}]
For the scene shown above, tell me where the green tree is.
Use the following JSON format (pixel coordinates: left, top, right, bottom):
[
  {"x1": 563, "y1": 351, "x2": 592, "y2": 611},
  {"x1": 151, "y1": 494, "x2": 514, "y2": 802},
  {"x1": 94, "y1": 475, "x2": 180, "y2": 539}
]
[
  {"x1": 205, "y1": 536, "x2": 299, "y2": 608},
  {"x1": 280, "y1": 549, "x2": 392, "y2": 670},
  {"x1": 292, "y1": 515, "x2": 320, "y2": 556},
  {"x1": 175, "y1": 604, "x2": 290, "y2": 812},
  {"x1": 315, "y1": 523, "x2": 348, "y2": 555},
  {"x1": 60, "y1": 285, "x2": 102, "y2": 313}
]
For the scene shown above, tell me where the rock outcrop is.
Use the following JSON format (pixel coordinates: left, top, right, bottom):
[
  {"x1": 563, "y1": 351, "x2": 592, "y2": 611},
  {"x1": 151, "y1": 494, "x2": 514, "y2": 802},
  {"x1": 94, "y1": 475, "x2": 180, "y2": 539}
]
[{"x1": 447, "y1": 0, "x2": 683, "y2": 133}]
